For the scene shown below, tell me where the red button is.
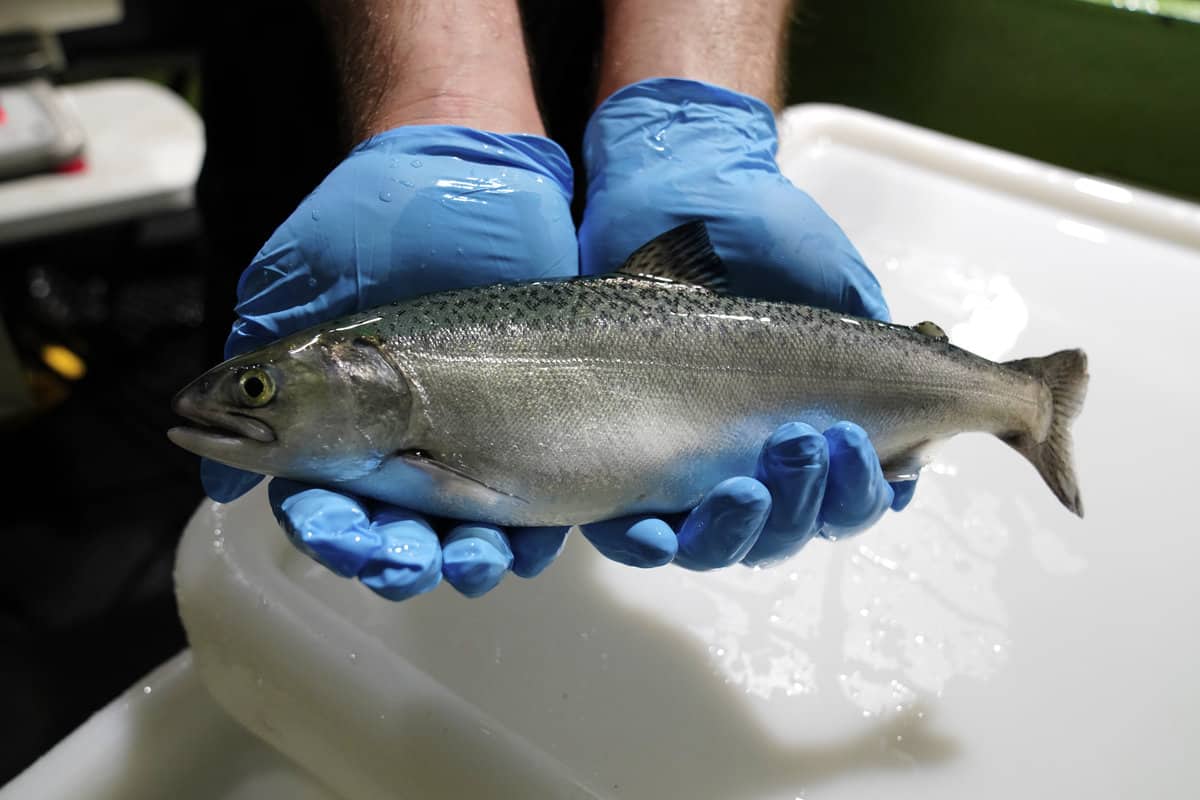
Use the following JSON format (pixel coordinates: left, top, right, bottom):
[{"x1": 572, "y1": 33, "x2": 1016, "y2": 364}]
[
  {"x1": 56, "y1": 156, "x2": 87, "y2": 174},
  {"x1": 0, "y1": 105, "x2": 7, "y2": 125}
]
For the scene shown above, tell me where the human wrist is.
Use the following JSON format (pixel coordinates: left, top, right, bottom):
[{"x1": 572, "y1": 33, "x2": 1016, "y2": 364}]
[
  {"x1": 372, "y1": 80, "x2": 544, "y2": 137},
  {"x1": 320, "y1": 0, "x2": 545, "y2": 140},
  {"x1": 596, "y1": 0, "x2": 793, "y2": 109}
]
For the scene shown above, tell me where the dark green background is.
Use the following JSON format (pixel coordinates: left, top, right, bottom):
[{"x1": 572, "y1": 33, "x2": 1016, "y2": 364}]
[{"x1": 786, "y1": 0, "x2": 1199, "y2": 200}]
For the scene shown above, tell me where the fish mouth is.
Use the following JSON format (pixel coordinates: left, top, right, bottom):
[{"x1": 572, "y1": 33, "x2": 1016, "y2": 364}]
[{"x1": 168, "y1": 390, "x2": 276, "y2": 456}]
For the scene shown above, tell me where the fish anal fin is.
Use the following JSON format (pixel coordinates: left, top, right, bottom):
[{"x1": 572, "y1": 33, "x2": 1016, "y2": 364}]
[{"x1": 882, "y1": 444, "x2": 934, "y2": 483}]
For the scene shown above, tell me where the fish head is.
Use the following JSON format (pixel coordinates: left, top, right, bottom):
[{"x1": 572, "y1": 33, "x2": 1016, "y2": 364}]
[{"x1": 168, "y1": 333, "x2": 412, "y2": 483}]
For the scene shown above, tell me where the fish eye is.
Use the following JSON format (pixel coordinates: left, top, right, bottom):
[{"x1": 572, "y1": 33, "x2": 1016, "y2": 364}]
[{"x1": 237, "y1": 368, "x2": 275, "y2": 407}]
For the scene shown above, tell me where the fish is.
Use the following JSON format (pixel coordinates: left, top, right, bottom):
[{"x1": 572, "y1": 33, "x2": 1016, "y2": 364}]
[{"x1": 169, "y1": 222, "x2": 1088, "y2": 526}]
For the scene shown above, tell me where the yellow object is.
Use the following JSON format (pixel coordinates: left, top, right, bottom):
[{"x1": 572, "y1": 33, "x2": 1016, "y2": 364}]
[{"x1": 41, "y1": 344, "x2": 86, "y2": 381}]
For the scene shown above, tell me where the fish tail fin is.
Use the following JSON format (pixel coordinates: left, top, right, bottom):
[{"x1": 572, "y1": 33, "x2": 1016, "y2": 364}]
[{"x1": 1002, "y1": 349, "x2": 1089, "y2": 517}]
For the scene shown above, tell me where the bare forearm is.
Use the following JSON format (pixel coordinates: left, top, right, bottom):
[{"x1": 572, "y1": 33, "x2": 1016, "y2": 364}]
[
  {"x1": 596, "y1": 0, "x2": 794, "y2": 108},
  {"x1": 319, "y1": 0, "x2": 544, "y2": 139}
]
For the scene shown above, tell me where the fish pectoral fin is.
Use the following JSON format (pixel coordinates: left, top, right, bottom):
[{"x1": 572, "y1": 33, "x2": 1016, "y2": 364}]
[
  {"x1": 881, "y1": 444, "x2": 934, "y2": 482},
  {"x1": 614, "y1": 221, "x2": 728, "y2": 292},
  {"x1": 398, "y1": 450, "x2": 529, "y2": 505}
]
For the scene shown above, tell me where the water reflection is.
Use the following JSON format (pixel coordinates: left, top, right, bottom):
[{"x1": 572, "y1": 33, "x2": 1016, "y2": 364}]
[
  {"x1": 600, "y1": 470, "x2": 1015, "y2": 713},
  {"x1": 858, "y1": 240, "x2": 1031, "y2": 360},
  {"x1": 1056, "y1": 218, "x2": 1108, "y2": 245}
]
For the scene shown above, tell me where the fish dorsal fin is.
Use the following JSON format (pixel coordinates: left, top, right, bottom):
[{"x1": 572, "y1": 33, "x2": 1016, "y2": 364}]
[
  {"x1": 912, "y1": 320, "x2": 949, "y2": 342},
  {"x1": 616, "y1": 221, "x2": 728, "y2": 292}
]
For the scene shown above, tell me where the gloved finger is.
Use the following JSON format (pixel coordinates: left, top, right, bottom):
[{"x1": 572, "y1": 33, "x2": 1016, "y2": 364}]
[
  {"x1": 508, "y1": 526, "x2": 571, "y2": 579},
  {"x1": 579, "y1": 516, "x2": 677, "y2": 568},
  {"x1": 674, "y1": 477, "x2": 771, "y2": 571},
  {"x1": 269, "y1": 479, "x2": 381, "y2": 578},
  {"x1": 201, "y1": 459, "x2": 263, "y2": 503},
  {"x1": 442, "y1": 524, "x2": 514, "y2": 598},
  {"x1": 832, "y1": 258, "x2": 890, "y2": 322},
  {"x1": 359, "y1": 508, "x2": 442, "y2": 602},
  {"x1": 224, "y1": 320, "x2": 277, "y2": 360},
  {"x1": 890, "y1": 478, "x2": 919, "y2": 512},
  {"x1": 742, "y1": 422, "x2": 829, "y2": 566},
  {"x1": 788, "y1": 229, "x2": 890, "y2": 323},
  {"x1": 819, "y1": 422, "x2": 894, "y2": 538}
]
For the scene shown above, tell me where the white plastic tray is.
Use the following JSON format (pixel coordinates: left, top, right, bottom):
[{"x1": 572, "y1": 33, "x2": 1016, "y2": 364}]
[
  {"x1": 0, "y1": 651, "x2": 338, "y2": 800},
  {"x1": 9, "y1": 104, "x2": 1200, "y2": 799},
  {"x1": 0, "y1": 79, "x2": 204, "y2": 245}
]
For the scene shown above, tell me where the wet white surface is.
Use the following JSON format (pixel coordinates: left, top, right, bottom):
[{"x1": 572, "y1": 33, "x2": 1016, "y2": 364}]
[
  {"x1": 9, "y1": 104, "x2": 1200, "y2": 799},
  {"x1": 0, "y1": 651, "x2": 338, "y2": 800},
  {"x1": 178, "y1": 106, "x2": 1199, "y2": 799}
]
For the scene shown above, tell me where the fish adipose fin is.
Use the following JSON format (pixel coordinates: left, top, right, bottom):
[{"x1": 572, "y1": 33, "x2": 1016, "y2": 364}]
[
  {"x1": 616, "y1": 221, "x2": 728, "y2": 292},
  {"x1": 1002, "y1": 349, "x2": 1089, "y2": 517},
  {"x1": 912, "y1": 321, "x2": 949, "y2": 342}
]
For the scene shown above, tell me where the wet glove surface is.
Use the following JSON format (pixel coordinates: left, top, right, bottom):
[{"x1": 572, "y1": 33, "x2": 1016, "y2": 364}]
[
  {"x1": 202, "y1": 125, "x2": 581, "y2": 599},
  {"x1": 578, "y1": 79, "x2": 916, "y2": 569},
  {"x1": 200, "y1": 91, "x2": 917, "y2": 598}
]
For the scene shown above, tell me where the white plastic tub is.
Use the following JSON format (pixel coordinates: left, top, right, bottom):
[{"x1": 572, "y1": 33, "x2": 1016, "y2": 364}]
[
  {"x1": 0, "y1": 651, "x2": 338, "y2": 800},
  {"x1": 7, "y1": 104, "x2": 1200, "y2": 799}
]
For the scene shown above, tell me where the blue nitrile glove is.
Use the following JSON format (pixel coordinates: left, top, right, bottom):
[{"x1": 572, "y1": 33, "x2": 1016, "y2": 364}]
[
  {"x1": 577, "y1": 78, "x2": 917, "y2": 569},
  {"x1": 202, "y1": 126, "x2": 582, "y2": 599}
]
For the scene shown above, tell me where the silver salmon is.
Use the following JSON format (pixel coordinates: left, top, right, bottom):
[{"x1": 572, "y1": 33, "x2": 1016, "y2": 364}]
[{"x1": 169, "y1": 222, "x2": 1088, "y2": 526}]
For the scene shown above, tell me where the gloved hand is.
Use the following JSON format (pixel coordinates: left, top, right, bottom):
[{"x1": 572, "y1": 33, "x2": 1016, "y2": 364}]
[
  {"x1": 202, "y1": 126, "x2": 583, "y2": 600},
  {"x1": 578, "y1": 78, "x2": 917, "y2": 569},
  {"x1": 202, "y1": 122, "x2": 860, "y2": 600}
]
